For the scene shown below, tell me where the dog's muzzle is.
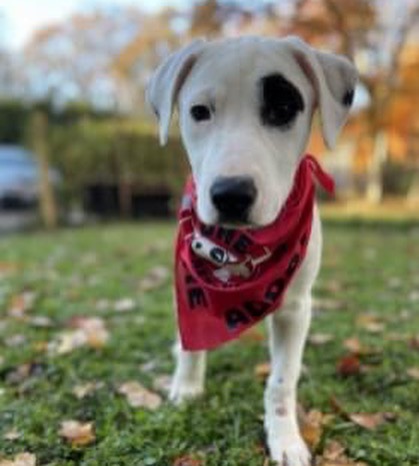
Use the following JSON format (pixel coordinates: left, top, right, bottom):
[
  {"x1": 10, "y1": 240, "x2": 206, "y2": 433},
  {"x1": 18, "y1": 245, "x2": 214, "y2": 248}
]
[{"x1": 210, "y1": 176, "x2": 257, "y2": 223}]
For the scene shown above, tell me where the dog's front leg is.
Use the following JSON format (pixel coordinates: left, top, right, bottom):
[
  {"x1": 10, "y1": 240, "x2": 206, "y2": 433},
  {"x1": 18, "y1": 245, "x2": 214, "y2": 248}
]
[
  {"x1": 265, "y1": 296, "x2": 312, "y2": 466},
  {"x1": 169, "y1": 338, "x2": 206, "y2": 404}
]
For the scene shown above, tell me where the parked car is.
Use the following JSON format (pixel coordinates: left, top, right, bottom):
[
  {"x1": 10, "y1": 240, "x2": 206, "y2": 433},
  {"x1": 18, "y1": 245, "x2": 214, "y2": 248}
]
[{"x1": 0, "y1": 144, "x2": 59, "y2": 211}]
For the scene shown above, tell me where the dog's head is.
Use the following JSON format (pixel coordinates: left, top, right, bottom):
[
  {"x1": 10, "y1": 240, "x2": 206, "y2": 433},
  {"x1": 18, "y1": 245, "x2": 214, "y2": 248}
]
[{"x1": 146, "y1": 36, "x2": 357, "y2": 227}]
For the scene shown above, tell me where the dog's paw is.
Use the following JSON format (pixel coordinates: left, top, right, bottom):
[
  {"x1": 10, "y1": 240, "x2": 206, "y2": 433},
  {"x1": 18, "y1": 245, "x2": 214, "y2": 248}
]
[
  {"x1": 268, "y1": 435, "x2": 311, "y2": 466},
  {"x1": 168, "y1": 380, "x2": 204, "y2": 404}
]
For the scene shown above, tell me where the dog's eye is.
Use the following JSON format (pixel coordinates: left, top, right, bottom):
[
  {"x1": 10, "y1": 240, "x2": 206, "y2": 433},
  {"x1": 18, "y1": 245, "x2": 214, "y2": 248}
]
[
  {"x1": 264, "y1": 103, "x2": 300, "y2": 127},
  {"x1": 260, "y1": 74, "x2": 304, "y2": 128},
  {"x1": 190, "y1": 105, "x2": 211, "y2": 122}
]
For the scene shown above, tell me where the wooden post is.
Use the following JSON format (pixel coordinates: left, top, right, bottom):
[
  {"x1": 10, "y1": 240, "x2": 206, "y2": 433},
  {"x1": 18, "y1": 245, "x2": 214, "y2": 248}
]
[{"x1": 30, "y1": 111, "x2": 58, "y2": 229}]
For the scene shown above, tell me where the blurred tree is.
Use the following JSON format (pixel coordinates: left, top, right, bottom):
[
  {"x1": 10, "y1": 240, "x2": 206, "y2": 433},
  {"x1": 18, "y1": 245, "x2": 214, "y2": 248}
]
[
  {"x1": 23, "y1": 7, "x2": 145, "y2": 110},
  {"x1": 190, "y1": 0, "x2": 222, "y2": 36},
  {"x1": 286, "y1": 0, "x2": 419, "y2": 202},
  {"x1": 112, "y1": 8, "x2": 184, "y2": 115}
]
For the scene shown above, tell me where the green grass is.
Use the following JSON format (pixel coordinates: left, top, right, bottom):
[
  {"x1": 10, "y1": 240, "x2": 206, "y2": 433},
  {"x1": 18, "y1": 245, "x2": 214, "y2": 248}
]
[{"x1": 0, "y1": 222, "x2": 418, "y2": 465}]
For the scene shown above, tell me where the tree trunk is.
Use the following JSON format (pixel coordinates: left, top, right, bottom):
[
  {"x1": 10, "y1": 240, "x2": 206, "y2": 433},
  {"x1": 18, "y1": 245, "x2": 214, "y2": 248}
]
[
  {"x1": 366, "y1": 130, "x2": 388, "y2": 204},
  {"x1": 31, "y1": 112, "x2": 58, "y2": 229},
  {"x1": 406, "y1": 167, "x2": 419, "y2": 207}
]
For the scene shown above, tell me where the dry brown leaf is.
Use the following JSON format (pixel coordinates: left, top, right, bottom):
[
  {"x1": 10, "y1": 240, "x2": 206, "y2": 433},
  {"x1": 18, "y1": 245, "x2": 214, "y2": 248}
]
[
  {"x1": 407, "y1": 367, "x2": 419, "y2": 380},
  {"x1": 138, "y1": 266, "x2": 169, "y2": 291},
  {"x1": 50, "y1": 317, "x2": 109, "y2": 354},
  {"x1": 349, "y1": 412, "x2": 396, "y2": 431},
  {"x1": 309, "y1": 333, "x2": 334, "y2": 346},
  {"x1": 343, "y1": 337, "x2": 363, "y2": 354},
  {"x1": 300, "y1": 409, "x2": 334, "y2": 449},
  {"x1": 337, "y1": 354, "x2": 361, "y2": 377},
  {"x1": 72, "y1": 382, "x2": 102, "y2": 399},
  {"x1": 254, "y1": 362, "x2": 271, "y2": 380},
  {"x1": 356, "y1": 314, "x2": 385, "y2": 333},
  {"x1": 322, "y1": 440, "x2": 346, "y2": 461},
  {"x1": 59, "y1": 420, "x2": 95, "y2": 446},
  {"x1": 8, "y1": 291, "x2": 36, "y2": 319},
  {"x1": 153, "y1": 375, "x2": 172, "y2": 393},
  {"x1": 342, "y1": 337, "x2": 378, "y2": 356},
  {"x1": 172, "y1": 456, "x2": 203, "y2": 466},
  {"x1": 330, "y1": 397, "x2": 395, "y2": 432},
  {"x1": 315, "y1": 440, "x2": 368, "y2": 466},
  {"x1": 6, "y1": 363, "x2": 35, "y2": 384},
  {"x1": 0, "y1": 452, "x2": 36, "y2": 466},
  {"x1": 118, "y1": 381, "x2": 162, "y2": 410}
]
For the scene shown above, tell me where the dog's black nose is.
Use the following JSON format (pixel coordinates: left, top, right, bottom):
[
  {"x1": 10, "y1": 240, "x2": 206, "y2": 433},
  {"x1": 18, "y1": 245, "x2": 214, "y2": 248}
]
[{"x1": 210, "y1": 176, "x2": 257, "y2": 222}]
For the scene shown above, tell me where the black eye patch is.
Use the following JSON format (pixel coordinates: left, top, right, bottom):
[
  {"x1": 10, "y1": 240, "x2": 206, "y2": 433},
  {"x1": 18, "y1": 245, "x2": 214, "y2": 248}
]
[{"x1": 260, "y1": 74, "x2": 304, "y2": 128}]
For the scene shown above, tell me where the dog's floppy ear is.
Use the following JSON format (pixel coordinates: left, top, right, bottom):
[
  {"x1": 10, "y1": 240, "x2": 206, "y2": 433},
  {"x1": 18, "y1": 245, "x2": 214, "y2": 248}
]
[
  {"x1": 284, "y1": 36, "x2": 358, "y2": 149},
  {"x1": 145, "y1": 39, "x2": 206, "y2": 146}
]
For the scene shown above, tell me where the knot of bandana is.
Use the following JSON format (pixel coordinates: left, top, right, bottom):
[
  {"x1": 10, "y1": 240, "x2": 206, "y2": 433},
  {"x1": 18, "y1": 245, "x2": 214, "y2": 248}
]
[{"x1": 175, "y1": 155, "x2": 334, "y2": 351}]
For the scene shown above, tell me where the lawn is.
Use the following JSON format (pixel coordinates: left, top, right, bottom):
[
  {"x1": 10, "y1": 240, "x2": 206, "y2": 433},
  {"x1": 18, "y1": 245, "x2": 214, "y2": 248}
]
[{"x1": 0, "y1": 222, "x2": 418, "y2": 466}]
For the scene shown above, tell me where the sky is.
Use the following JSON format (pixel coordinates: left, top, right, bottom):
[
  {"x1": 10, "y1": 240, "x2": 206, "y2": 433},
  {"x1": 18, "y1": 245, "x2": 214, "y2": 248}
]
[{"x1": 0, "y1": 0, "x2": 190, "y2": 49}]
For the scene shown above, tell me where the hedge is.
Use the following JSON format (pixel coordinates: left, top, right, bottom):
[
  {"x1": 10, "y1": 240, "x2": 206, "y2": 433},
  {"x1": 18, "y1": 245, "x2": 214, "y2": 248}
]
[{"x1": 46, "y1": 118, "x2": 189, "y2": 203}]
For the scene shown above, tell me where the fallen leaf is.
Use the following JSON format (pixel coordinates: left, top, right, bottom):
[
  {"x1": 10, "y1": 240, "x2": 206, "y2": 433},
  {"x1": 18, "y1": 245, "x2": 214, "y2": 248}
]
[
  {"x1": 0, "y1": 452, "x2": 36, "y2": 466},
  {"x1": 50, "y1": 317, "x2": 109, "y2": 354},
  {"x1": 330, "y1": 397, "x2": 396, "y2": 431},
  {"x1": 312, "y1": 297, "x2": 343, "y2": 312},
  {"x1": 29, "y1": 316, "x2": 53, "y2": 328},
  {"x1": 321, "y1": 440, "x2": 346, "y2": 461},
  {"x1": 8, "y1": 291, "x2": 36, "y2": 319},
  {"x1": 254, "y1": 362, "x2": 271, "y2": 380},
  {"x1": 349, "y1": 412, "x2": 396, "y2": 430},
  {"x1": 337, "y1": 354, "x2": 361, "y2": 376},
  {"x1": 118, "y1": 381, "x2": 162, "y2": 410},
  {"x1": 173, "y1": 456, "x2": 203, "y2": 466},
  {"x1": 300, "y1": 409, "x2": 334, "y2": 449},
  {"x1": 114, "y1": 298, "x2": 136, "y2": 312},
  {"x1": 315, "y1": 440, "x2": 368, "y2": 466},
  {"x1": 342, "y1": 338, "x2": 376, "y2": 356},
  {"x1": 59, "y1": 420, "x2": 95, "y2": 446},
  {"x1": 309, "y1": 333, "x2": 334, "y2": 345},
  {"x1": 387, "y1": 277, "x2": 402, "y2": 289},
  {"x1": 153, "y1": 375, "x2": 172, "y2": 393},
  {"x1": 3, "y1": 429, "x2": 21, "y2": 441},
  {"x1": 72, "y1": 382, "x2": 103, "y2": 399},
  {"x1": 356, "y1": 314, "x2": 385, "y2": 333},
  {"x1": 6, "y1": 363, "x2": 44, "y2": 385},
  {"x1": 343, "y1": 337, "x2": 363, "y2": 354},
  {"x1": 407, "y1": 367, "x2": 419, "y2": 380},
  {"x1": 138, "y1": 266, "x2": 169, "y2": 291},
  {"x1": 95, "y1": 299, "x2": 111, "y2": 312}
]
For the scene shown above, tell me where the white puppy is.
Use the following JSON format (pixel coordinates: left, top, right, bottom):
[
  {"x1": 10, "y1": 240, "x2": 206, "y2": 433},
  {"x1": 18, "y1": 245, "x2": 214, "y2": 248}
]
[{"x1": 146, "y1": 36, "x2": 357, "y2": 466}]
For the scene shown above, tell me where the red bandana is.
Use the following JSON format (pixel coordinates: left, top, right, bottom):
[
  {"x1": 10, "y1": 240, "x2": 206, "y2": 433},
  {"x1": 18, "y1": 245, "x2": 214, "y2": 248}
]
[{"x1": 175, "y1": 155, "x2": 334, "y2": 351}]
